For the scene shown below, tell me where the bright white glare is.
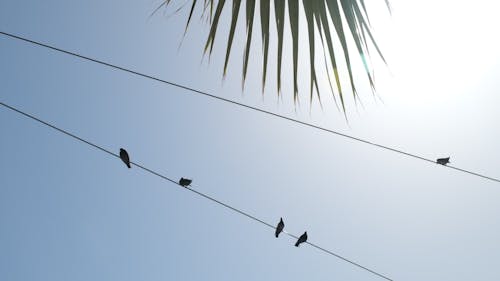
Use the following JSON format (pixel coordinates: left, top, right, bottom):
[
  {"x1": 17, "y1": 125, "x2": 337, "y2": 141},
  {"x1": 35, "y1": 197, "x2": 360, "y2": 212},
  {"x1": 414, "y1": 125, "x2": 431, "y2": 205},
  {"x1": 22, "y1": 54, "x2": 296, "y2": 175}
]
[{"x1": 366, "y1": 0, "x2": 500, "y2": 106}]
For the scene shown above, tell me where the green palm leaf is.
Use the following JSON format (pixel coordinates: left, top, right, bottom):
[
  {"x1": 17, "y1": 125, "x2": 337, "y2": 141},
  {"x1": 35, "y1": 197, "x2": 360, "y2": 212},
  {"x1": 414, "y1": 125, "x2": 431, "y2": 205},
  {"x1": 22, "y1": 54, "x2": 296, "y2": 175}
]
[
  {"x1": 160, "y1": 0, "x2": 389, "y2": 112},
  {"x1": 287, "y1": 0, "x2": 299, "y2": 101},
  {"x1": 242, "y1": 0, "x2": 256, "y2": 87},
  {"x1": 275, "y1": 0, "x2": 285, "y2": 95},
  {"x1": 260, "y1": 0, "x2": 270, "y2": 91}
]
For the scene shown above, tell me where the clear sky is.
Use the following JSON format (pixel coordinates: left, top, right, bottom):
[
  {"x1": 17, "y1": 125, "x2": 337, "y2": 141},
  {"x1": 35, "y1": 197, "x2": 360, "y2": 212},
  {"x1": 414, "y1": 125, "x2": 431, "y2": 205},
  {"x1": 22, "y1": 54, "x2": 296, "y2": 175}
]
[{"x1": 1, "y1": 0, "x2": 500, "y2": 281}]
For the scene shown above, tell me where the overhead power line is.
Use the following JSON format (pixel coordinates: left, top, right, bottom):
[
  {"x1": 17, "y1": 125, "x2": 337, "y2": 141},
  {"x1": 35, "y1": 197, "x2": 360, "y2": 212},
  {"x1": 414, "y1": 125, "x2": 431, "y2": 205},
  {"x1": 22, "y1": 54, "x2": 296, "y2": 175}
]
[
  {"x1": 0, "y1": 31, "x2": 498, "y2": 186},
  {"x1": 0, "y1": 101, "x2": 394, "y2": 281}
]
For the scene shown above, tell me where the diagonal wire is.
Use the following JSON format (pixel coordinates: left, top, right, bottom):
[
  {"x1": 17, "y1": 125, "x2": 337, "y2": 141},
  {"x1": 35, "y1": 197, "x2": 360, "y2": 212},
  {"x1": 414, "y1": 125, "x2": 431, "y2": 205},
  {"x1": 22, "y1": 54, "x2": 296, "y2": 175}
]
[
  {"x1": 0, "y1": 101, "x2": 394, "y2": 280},
  {"x1": 1, "y1": 101, "x2": 393, "y2": 280},
  {"x1": 0, "y1": 30, "x2": 499, "y2": 184}
]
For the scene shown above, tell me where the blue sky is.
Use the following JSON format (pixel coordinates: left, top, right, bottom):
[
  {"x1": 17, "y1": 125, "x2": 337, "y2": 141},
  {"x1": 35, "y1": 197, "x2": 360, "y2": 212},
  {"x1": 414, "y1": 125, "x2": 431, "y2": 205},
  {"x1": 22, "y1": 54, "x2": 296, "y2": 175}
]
[{"x1": 1, "y1": 0, "x2": 500, "y2": 280}]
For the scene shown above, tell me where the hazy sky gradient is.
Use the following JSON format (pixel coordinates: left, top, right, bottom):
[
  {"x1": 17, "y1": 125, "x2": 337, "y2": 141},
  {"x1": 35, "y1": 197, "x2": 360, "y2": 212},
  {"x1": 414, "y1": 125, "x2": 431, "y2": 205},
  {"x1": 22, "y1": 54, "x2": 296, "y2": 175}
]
[{"x1": 1, "y1": 0, "x2": 500, "y2": 280}]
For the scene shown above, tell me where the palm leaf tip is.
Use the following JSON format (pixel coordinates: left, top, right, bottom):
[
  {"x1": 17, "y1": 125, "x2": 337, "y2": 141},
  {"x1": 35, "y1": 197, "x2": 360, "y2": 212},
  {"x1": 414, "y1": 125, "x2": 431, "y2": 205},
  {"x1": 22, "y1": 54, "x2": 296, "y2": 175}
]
[
  {"x1": 260, "y1": 0, "x2": 270, "y2": 92},
  {"x1": 242, "y1": 0, "x2": 256, "y2": 88},
  {"x1": 222, "y1": 0, "x2": 242, "y2": 77}
]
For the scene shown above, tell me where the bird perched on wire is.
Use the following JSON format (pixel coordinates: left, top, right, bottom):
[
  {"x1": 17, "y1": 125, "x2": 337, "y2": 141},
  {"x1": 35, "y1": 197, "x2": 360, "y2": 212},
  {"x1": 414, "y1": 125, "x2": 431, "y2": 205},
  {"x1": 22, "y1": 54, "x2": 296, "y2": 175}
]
[
  {"x1": 119, "y1": 148, "x2": 131, "y2": 168},
  {"x1": 436, "y1": 157, "x2": 450, "y2": 165},
  {"x1": 179, "y1": 178, "x2": 192, "y2": 187},
  {"x1": 275, "y1": 218, "x2": 284, "y2": 238},
  {"x1": 295, "y1": 231, "x2": 308, "y2": 247}
]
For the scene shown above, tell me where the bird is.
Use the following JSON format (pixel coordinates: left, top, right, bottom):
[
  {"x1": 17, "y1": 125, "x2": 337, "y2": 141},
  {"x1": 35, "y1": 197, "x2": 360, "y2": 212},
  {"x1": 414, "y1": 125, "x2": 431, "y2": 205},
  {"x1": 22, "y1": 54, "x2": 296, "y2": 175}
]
[
  {"x1": 436, "y1": 157, "x2": 450, "y2": 165},
  {"x1": 179, "y1": 177, "x2": 192, "y2": 187},
  {"x1": 119, "y1": 148, "x2": 131, "y2": 168},
  {"x1": 295, "y1": 231, "x2": 308, "y2": 247},
  {"x1": 275, "y1": 218, "x2": 284, "y2": 238}
]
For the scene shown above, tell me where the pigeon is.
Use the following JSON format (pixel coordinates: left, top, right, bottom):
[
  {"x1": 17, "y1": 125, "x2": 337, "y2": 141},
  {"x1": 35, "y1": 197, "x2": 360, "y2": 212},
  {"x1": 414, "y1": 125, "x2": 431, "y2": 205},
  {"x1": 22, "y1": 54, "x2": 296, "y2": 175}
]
[
  {"x1": 179, "y1": 177, "x2": 192, "y2": 187},
  {"x1": 119, "y1": 148, "x2": 131, "y2": 168},
  {"x1": 436, "y1": 157, "x2": 450, "y2": 165},
  {"x1": 275, "y1": 218, "x2": 284, "y2": 238},
  {"x1": 295, "y1": 231, "x2": 308, "y2": 247}
]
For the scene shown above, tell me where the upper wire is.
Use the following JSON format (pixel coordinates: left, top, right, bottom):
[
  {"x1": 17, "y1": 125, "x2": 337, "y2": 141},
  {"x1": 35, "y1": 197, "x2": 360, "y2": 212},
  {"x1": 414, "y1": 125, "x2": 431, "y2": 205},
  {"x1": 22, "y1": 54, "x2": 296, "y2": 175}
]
[{"x1": 0, "y1": 30, "x2": 498, "y2": 184}]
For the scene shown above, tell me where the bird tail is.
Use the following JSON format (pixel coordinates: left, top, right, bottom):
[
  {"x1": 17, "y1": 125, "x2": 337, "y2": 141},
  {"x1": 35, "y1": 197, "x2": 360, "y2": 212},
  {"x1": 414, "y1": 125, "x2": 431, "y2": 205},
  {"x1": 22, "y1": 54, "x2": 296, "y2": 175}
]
[
  {"x1": 275, "y1": 232, "x2": 279, "y2": 238},
  {"x1": 295, "y1": 241, "x2": 299, "y2": 247},
  {"x1": 127, "y1": 163, "x2": 131, "y2": 168}
]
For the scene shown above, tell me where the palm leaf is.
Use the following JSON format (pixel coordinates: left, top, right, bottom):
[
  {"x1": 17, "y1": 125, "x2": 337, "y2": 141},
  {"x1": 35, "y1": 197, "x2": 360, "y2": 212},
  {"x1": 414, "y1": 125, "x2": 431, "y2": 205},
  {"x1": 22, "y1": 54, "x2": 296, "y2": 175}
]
[
  {"x1": 184, "y1": 0, "x2": 198, "y2": 34},
  {"x1": 274, "y1": 0, "x2": 285, "y2": 95},
  {"x1": 260, "y1": 0, "x2": 270, "y2": 92},
  {"x1": 288, "y1": 0, "x2": 299, "y2": 101},
  {"x1": 316, "y1": 0, "x2": 343, "y2": 111},
  {"x1": 302, "y1": 0, "x2": 320, "y2": 103},
  {"x1": 204, "y1": 0, "x2": 225, "y2": 55},
  {"x1": 223, "y1": 0, "x2": 242, "y2": 76},
  {"x1": 159, "y1": 0, "x2": 390, "y2": 112},
  {"x1": 242, "y1": 0, "x2": 256, "y2": 87}
]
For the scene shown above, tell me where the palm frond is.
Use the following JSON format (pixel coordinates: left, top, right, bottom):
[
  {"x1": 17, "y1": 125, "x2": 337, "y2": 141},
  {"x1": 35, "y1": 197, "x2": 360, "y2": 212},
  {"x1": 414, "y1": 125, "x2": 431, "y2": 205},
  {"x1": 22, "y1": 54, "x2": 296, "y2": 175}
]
[{"x1": 160, "y1": 0, "x2": 389, "y2": 112}]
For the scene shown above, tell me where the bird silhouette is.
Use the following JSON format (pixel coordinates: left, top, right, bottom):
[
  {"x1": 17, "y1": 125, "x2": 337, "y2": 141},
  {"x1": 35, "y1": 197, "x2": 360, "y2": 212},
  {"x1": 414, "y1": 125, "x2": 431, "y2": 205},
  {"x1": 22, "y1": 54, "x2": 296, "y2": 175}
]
[
  {"x1": 179, "y1": 177, "x2": 192, "y2": 187},
  {"x1": 275, "y1": 218, "x2": 284, "y2": 238},
  {"x1": 119, "y1": 148, "x2": 131, "y2": 168},
  {"x1": 436, "y1": 157, "x2": 450, "y2": 165},
  {"x1": 295, "y1": 231, "x2": 308, "y2": 247}
]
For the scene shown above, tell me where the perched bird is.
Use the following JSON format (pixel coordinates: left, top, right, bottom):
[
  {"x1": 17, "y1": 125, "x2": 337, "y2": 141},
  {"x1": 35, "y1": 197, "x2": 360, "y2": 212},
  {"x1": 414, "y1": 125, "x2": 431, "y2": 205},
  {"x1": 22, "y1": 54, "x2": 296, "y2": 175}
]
[
  {"x1": 436, "y1": 157, "x2": 450, "y2": 165},
  {"x1": 179, "y1": 177, "x2": 192, "y2": 187},
  {"x1": 295, "y1": 231, "x2": 308, "y2": 247},
  {"x1": 119, "y1": 148, "x2": 131, "y2": 168},
  {"x1": 275, "y1": 218, "x2": 285, "y2": 238}
]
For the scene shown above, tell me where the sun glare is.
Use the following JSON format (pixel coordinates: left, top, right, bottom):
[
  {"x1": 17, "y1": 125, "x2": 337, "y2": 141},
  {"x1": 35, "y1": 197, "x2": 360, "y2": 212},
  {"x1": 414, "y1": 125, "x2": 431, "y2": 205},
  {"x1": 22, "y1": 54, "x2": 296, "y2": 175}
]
[{"x1": 365, "y1": 0, "x2": 500, "y2": 106}]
